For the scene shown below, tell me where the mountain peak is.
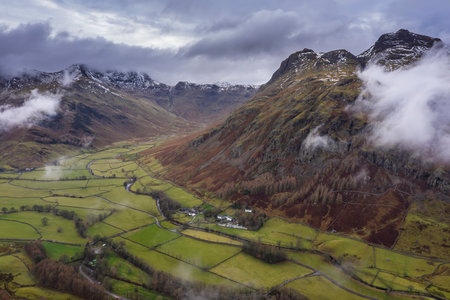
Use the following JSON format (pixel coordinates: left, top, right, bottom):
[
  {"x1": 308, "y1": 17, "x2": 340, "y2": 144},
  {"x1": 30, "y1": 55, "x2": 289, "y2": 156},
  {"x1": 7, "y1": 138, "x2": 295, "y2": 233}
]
[
  {"x1": 267, "y1": 47, "x2": 361, "y2": 85},
  {"x1": 371, "y1": 29, "x2": 441, "y2": 53},
  {"x1": 267, "y1": 48, "x2": 317, "y2": 83},
  {"x1": 358, "y1": 29, "x2": 442, "y2": 67}
]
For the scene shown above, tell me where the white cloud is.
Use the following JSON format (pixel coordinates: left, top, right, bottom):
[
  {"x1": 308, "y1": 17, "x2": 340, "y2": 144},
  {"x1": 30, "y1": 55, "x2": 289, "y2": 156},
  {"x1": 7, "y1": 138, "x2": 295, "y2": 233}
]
[
  {"x1": 60, "y1": 69, "x2": 77, "y2": 86},
  {"x1": 355, "y1": 47, "x2": 450, "y2": 162},
  {"x1": 0, "y1": 89, "x2": 61, "y2": 131},
  {"x1": 0, "y1": 0, "x2": 194, "y2": 50},
  {"x1": 44, "y1": 164, "x2": 63, "y2": 179},
  {"x1": 303, "y1": 126, "x2": 334, "y2": 150}
]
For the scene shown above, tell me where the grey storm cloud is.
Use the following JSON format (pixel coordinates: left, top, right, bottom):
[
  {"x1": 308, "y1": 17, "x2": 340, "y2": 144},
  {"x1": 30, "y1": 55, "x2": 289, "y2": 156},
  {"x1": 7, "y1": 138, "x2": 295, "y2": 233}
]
[
  {"x1": 0, "y1": 23, "x2": 172, "y2": 78},
  {"x1": 184, "y1": 10, "x2": 299, "y2": 58},
  {"x1": 0, "y1": 0, "x2": 449, "y2": 84}
]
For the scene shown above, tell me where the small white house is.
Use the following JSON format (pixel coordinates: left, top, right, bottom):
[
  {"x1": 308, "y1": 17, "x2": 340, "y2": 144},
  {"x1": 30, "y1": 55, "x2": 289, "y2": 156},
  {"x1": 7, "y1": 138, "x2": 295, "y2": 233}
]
[{"x1": 217, "y1": 215, "x2": 233, "y2": 222}]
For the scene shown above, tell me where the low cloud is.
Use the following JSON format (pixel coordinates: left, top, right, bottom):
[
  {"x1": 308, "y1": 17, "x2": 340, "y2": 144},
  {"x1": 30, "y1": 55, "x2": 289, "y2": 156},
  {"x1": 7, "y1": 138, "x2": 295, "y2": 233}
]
[
  {"x1": 44, "y1": 165, "x2": 64, "y2": 180},
  {"x1": 60, "y1": 69, "x2": 79, "y2": 86},
  {"x1": 0, "y1": 89, "x2": 61, "y2": 131},
  {"x1": 355, "y1": 48, "x2": 450, "y2": 162},
  {"x1": 303, "y1": 126, "x2": 334, "y2": 150}
]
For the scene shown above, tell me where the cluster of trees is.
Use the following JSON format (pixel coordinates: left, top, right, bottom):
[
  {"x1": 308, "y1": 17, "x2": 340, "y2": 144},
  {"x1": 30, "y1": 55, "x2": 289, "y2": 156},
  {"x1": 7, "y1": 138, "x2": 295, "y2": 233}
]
[
  {"x1": 26, "y1": 241, "x2": 106, "y2": 299},
  {"x1": 280, "y1": 180, "x2": 345, "y2": 207},
  {"x1": 203, "y1": 206, "x2": 221, "y2": 218},
  {"x1": 217, "y1": 173, "x2": 297, "y2": 199},
  {"x1": 25, "y1": 241, "x2": 47, "y2": 263},
  {"x1": 53, "y1": 208, "x2": 77, "y2": 219},
  {"x1": 306, "y1": 184, "x2": 343, "y2": 205},
  {"x1": 242, "y1": 241, "x2": 287, "y2": 264},
  {"x1": 269, "y1": 159, "x2": 363, "y2": 208},
  {"x1": 34, "y1": 259, "x2": 107, "y2": 299},
  {"x1": 150, "y1": 191, "x2": 181, "y2": 218},
  {"x1": 269, "y1": 288, "x2": 308, "y2": 300},
  {"x1": 1, "y1": 204, "x2": 71, "y2": 214},
  {"x1": 84, "y1": 211, "x2": 114, "y2": 227},
  {"x1": 236, "y1": 210, "x2": 267, "y2": 230},
  {"x1": 74, "y1": 217, "x2": 87, "y2": 238},
  {"x1": 60, "y1": 175, "x2": 88, "y2": 180},
  {"x1": 1, "y1": 207, "x2": 17, "y2": 214},
  {"x1": 216, "y1": 154, "x2": 368, "y2": 210},
  {"x1": 0, "y1": 287, "x2": 12, "y2": 299}
]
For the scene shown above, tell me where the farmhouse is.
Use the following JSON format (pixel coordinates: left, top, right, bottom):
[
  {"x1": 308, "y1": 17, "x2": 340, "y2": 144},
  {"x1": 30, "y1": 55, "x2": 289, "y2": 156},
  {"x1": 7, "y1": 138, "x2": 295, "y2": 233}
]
[{"x1": 217, "y1": 215, "x2": 233, "y2": 222}]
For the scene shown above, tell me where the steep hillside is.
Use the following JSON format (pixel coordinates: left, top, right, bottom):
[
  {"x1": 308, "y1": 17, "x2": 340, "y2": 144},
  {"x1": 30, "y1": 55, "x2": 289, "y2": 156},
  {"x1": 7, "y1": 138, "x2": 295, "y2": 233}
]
[{"x1": 147, "y1": 30, "x2": 449, "y2": 251}]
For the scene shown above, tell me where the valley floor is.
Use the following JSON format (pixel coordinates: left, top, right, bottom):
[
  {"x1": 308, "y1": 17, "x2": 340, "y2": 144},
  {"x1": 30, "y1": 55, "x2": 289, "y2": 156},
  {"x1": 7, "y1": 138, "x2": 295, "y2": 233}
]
[{"x1": 0, "y1": 137, "x2": 448, "y2": 299}]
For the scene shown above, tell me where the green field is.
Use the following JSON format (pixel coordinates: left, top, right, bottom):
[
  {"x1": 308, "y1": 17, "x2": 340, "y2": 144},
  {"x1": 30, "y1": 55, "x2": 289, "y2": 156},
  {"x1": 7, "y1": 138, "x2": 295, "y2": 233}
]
[
  {"x1": 0, "y1": 219, "x2": 40, "y2": 239},
  {"x1": 314, "y1": 233, "x2": 374, "y2": 268},
  {"x1": 0, "y1": 212, "x2": 86, "y2": 244},
  {"x1": 15, "y1": 287, "x2": 84, "y2": 300},
  {"x1": 287, "y1": 251, "x2": 415, "y2": 300},
  {"x1": 0, "y1": 172, "x2": 20, "y2": 179},
  {"x1": 0, "y1": 254, "x2": 35, "y2": 285},
  {"x1": 163, "y1": 186, "x2": 203, "y2": 207},
  {"x1": 373, "y1": 271, "x2": 429, "y2": 293},
  {"x1": 374, "y1": 247, "x2": 438, "y2": 277},
  {"x1": 102, "y1": 186, "x2": 159, "y2": 215},
  {"x1": 182, "y1": 229, "x2": 242, "y2": 246},
  {"x1": 19, "y1": 167, "x2": 93, "y2": 180},
  {"x1": 211, "y1": 252, "x2": 311, "y2": 288},
  {"x1": 287, "y1": 275, "x2": 364, "y2": 300},
  {"x1": 0, "y1": 183, "x2": 51, "y2": 198},
  {"x1": 45, "y1": 195, "x2": 114, "y2": 209},
  {"x1": 10, "y1": 179, "x2": 89, "y2": 190},
  {"x1": 102, "y1": 208, "x2": 154, "y2": 231},
  {"x1": 90, "y1": 159, "x2": 141, "y2": 178},
  {"x1": 157, "y1": 236, "x2": 241, "y2": 268},
  {"x1": 124, "y1": 224, "x2": 180, "y2": 248},
  {"x1": 108, "y1": 279, "x2": 169, "y2": 300},
  {"x1": 42, "y1": 241, "x2": 83, "y2": 261},
  {"x1": 106, "y1": 252, "x2": 151, "y2": 284},
  {"x1": 115, "y1": 237, "x2": 236, "y2": 286},
  {"x1": 87, "y1": 221, "x2": 123, "y2": 237}
]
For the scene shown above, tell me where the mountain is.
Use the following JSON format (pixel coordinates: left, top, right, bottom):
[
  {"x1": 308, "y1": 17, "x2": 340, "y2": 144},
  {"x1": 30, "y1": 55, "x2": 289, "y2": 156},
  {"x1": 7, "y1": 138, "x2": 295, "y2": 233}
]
[
  {"x1": 155, "y1": 81, "x2": 257, "y2": 124},
  {"x1": 0, "y1": 65, "x2": 255, "y2": 169},
  {"x1": 147, "y1": 30, "x2": 449, "y2": 255},
  {"x1": 0, "y1": 65, "x2": 189, "y2": 169},
  {"x1": 76, "y1": 66, "x2": 257, "y2": 123}
]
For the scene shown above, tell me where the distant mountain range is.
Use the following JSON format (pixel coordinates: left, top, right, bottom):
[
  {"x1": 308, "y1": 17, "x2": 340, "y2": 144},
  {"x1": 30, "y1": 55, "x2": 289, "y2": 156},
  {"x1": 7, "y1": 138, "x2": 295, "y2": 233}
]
[
  {"x1": 0, "y1": 64, "x2": 257, "y2": 168},
  {"x1": 149, "y1": 29, "x2": 449, "y2": 255}
]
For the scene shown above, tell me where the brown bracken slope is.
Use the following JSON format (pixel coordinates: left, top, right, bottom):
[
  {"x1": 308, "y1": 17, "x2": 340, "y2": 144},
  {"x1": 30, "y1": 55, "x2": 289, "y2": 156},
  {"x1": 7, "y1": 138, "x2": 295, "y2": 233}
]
[{"x1": 142, "y1": 30, "x2": 449, "y2": 249}]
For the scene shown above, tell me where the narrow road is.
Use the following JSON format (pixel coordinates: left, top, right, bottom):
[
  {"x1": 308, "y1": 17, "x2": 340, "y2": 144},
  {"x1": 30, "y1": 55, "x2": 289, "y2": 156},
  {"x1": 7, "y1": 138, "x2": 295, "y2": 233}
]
[
  {"x1": 79, "y1": 265, "x2": 128, "y2": 300},
  {"x1": 266, "y1": 271, "x2": 319, "y2": 296}
]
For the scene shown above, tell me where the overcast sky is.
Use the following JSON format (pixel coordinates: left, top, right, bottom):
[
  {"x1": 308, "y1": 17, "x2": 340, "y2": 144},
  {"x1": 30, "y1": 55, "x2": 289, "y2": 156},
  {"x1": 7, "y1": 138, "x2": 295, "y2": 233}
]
[{"x1": 0, "y1": 0, "x2": 449, "y2": 84}]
